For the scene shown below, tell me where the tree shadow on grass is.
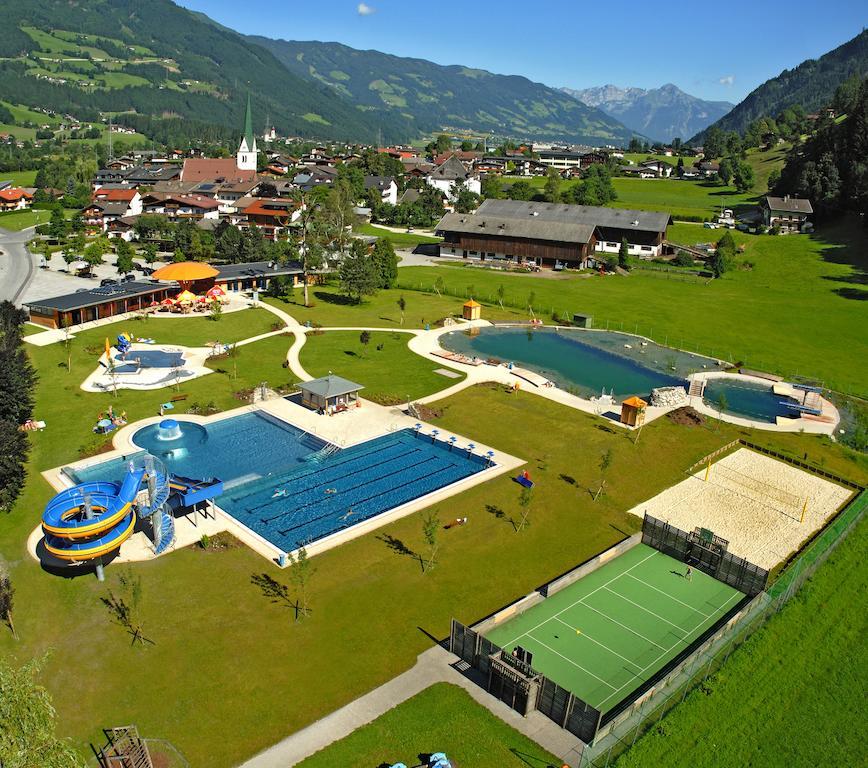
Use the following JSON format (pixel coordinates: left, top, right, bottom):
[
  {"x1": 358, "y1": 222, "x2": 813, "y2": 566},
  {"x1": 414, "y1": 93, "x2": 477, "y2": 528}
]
[
  {"x1": 559, "y1": 474, "x2": 576, "y2": 486},
  {"x1": 832, "y1": 287, "x2": 868, "y2": 301},
  {"x1": 313, "y1": 290, "x2": 356, "y2": 306},
  {"x1": 486, "y1": 503, "x2": 517, "y2": 531},
  {"x1": 509, "y1": 748, "x2": 559, "y2": 768},
  {"x1": 251, "y1": 572, "x2": 303, "y2": 619},
  {"x1": 376, "y1": 533, "x2": 426, "y2": 573}
]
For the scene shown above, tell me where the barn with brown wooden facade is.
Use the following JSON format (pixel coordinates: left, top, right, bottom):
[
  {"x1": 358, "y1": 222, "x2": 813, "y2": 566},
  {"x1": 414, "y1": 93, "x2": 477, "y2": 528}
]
[{"x1": 436, "y1": 199, "x2": 671, "y2": 269}]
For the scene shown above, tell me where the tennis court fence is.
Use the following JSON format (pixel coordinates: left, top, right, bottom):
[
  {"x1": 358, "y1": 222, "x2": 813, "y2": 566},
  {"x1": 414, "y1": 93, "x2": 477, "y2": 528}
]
[
  {"x1": 641, "y1": 514, "x2": 770, "y2": 597},
  {"x1": 579, "y1": 487, "x2": 867, "y2": 767}
]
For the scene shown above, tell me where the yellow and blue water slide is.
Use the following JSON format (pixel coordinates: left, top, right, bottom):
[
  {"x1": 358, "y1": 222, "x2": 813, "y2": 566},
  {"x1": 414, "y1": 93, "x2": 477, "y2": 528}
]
[{"x1": 42, "y1": 468, "x2": 146, "y2": 561}]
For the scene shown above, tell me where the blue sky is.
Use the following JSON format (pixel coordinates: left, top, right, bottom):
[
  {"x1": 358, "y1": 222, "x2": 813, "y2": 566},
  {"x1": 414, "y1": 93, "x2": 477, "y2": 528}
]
[{"x1": 177, "y1": 0, "x2": 867, "y2": 102}]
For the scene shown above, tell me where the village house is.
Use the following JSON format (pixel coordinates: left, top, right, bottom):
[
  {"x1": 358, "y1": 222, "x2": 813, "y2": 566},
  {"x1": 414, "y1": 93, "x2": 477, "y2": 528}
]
[
  {"x1": 0, "y1": 187, "x2": 34, "y2": 211},
  {"x1": 363, "y1": 175, "x2": 398, "y2": 206},
  {"x1": 426, "y1": 155, "x2": 481, "y2": 200},
  {"x1": 762, "y1": 195, "x2": 813, "y2": 232},
  {"x1": 140, "y1": 193, "x2": 220, "y2": 221}
]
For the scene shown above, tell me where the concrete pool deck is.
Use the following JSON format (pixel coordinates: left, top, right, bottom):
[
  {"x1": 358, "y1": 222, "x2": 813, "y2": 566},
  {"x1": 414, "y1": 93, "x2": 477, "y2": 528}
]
[{"x1": 30, "y1": 396, "x2": 522, "y2": 569}]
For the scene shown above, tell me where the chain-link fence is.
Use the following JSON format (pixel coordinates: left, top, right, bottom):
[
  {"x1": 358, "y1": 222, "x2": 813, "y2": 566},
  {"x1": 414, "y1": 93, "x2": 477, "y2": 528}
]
[{"x1": 578, "y1": 488, "x2": 867, "y2": 767}]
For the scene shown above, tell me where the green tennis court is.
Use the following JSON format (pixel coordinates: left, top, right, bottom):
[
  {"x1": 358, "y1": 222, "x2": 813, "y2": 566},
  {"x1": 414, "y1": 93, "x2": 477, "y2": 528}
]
[{"x1": 485, "y1": 544, "x2": 744, "y2": 714}]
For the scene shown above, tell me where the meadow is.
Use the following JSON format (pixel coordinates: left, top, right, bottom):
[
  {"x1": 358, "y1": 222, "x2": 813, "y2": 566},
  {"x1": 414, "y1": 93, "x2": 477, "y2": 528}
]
[{"x1": 356, "y1": 222, "x2": 442, "y2": 248}]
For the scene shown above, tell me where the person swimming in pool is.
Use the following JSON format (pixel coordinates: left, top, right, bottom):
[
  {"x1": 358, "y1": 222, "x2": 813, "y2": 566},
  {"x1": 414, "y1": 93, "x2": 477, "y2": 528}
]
[
  {"x1": 325, "y1": 488, "x2": 337, "y2": 494},
  {"x1": 340, "y1": 507, "x2": 354, "y2": 521},
  {"x1": 272, "y1": 488, "x2": 288, "y2": 498}
]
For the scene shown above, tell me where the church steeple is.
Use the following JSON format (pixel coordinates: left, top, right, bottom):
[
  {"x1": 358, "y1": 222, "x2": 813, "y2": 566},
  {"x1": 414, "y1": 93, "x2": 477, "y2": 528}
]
[{"x1": 237, "y1": 92, "x2": 258, "y2": 172}]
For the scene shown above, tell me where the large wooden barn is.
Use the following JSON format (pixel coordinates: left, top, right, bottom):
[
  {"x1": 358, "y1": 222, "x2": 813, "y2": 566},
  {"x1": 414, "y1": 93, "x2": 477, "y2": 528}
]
[{"x1": 436, "y1": 199, "x2": 671, "y2": 269}]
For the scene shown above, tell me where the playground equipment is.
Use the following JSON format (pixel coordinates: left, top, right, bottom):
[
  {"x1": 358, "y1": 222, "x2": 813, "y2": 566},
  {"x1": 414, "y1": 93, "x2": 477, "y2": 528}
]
[
  {"x1": 115, "y1": 332, "x2": 132, "y2": 356},
  {"x1": 42, "y1": 453, "x2": 223, "y2": 579}
]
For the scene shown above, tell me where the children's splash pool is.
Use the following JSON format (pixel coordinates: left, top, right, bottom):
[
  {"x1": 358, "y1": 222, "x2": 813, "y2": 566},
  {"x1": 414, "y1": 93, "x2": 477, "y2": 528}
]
[
  {"x1": 67, "y1": 413, "x2": 489, "y2": 551},
  {"x1": 113, "y1": 349, "x2": 185, "y2": 374}
]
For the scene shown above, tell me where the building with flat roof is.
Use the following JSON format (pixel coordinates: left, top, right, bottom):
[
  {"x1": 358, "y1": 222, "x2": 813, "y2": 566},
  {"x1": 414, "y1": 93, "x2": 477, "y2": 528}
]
[
  {"x1": 436, "y1": 199, "x2": 671, "y2": 268},
  {"x1": 25, "y1": 281, "x2": 176, "y2": 329}
]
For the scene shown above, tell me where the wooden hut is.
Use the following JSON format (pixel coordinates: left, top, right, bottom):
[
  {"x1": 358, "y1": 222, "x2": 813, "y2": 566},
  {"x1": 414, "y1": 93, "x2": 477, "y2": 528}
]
[
  {"x1": 463, "y1": 299, "x2": 481, "y2": 321},
  {"x1": 620, "y1": 396, "x2": 647, "y2": 427}
]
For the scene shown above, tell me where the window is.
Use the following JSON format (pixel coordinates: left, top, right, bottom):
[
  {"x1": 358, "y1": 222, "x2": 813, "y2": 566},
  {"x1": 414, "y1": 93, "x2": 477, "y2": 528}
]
[{"x1": 641, "y1": 246, "x2": 652, "y2": 252}]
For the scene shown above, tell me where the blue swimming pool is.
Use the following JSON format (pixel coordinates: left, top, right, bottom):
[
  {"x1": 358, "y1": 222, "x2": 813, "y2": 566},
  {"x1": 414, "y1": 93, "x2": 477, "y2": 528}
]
[
  {"x1": 702, "y1": 378, "x2": 795, "y2": 423},
  {"x1": 68, "y1": 415, "x2": 488, "y2": 551},
  {"x1": 69, "y1": 412, "x2": 327, "y2": 489},
  {"x1": 440, "y1": 327, "x2": 686, "y2": 398},
  {"x1": 220, "y1": 429, "x2": 488, "y2": 550}
]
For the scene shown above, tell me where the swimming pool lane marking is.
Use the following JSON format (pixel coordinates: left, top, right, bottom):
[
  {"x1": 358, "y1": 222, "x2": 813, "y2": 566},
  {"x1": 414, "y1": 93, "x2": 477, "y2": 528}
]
[
  {"x1": 499, "y1": 549, "x2": 659, "y2": 650},
  {"x1": 526, "y1": 632, "x2": 618, "y2": 691},
  {"x1": 602, "y1": 586, "x2": 691, "y2": 635},
  {"x1": 595, "y1": 588, "x2": 746, "y2": 711},
  {"x1": 625, "y1": 573, "x2": 715, "y2": 619},
  {"x1": 553, "y1": 617, "x2": 644, "y2": 671}
]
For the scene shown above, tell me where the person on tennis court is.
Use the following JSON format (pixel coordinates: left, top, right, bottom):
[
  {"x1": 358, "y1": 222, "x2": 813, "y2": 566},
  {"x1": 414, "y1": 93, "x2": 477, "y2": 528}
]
[{"x1": 685, "y1": 565, "x2": 693, "y2": 582}]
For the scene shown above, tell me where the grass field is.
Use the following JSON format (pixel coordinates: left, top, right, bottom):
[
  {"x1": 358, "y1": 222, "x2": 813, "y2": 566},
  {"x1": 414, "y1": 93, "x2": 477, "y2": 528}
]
[
  {"x1": 0, "y1": 209, "x2": 53, "y2": 231},
  {"x1": 485, "y1": 544, "x2": 743, "y2": 713},
  {"x1": 263, "y1": 285, "x2": 510, "y2": 328},
  {"x1": 299, "y1": 330, "x2": 464, "y2": 402},
  {"x1": 356, "y1": 222, "x2": 442, "y2": 248},
  {"x1": 297, "y1": 683, "x2": 560, "y2": 768},
  {"x1": 398, "y1": 216, "x2": 868, "y2": 395},
  {"x1": 2, "y1": 302, "x2": 866, "y2": 765},
  {"x1": 0, "y1": 169, "x2": 38, "y2": 187},
  {"x1": 614, "y1": 513, "x2": 868, "y2": 768}
]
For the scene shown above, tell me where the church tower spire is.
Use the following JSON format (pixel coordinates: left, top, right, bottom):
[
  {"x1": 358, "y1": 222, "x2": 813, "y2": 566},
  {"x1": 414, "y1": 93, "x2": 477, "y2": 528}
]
[{"x1": 236, "y1": 92, "x2": 258, "y2": 172}]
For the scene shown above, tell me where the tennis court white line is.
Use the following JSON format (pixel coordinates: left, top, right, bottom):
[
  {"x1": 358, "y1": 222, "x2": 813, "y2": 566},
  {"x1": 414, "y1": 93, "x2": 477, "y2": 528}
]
[
  {"x1": 602, "y1": 586, "x2": 690, "y2": 635},
  {"x1": 499, "y1": 549, "x2": 659, "y2": 650},
  {"x1": 625, "y1": 573, "x2": 714, "y2": 619},
  {"x1": 553, "y1": 617, "x2": 643, "y2": 671},
  {"x1": 527, "y1": 632, "x2": 618, "y2": 691},
  {"x1": 576, "y1": 599, "x2": 667, "y2": 651},
  {"x1": 595, "y1": 588, "x2": 745, "y2": 711}
]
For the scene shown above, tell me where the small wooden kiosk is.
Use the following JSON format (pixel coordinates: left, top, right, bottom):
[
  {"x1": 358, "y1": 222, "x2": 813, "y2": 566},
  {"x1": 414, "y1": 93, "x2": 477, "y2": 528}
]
[
  {"x1": 463, "y1": 299, "x2": 481, "y2": 321},
  {"x1": 620, "y1": 395, "x2": 647, "y2": 427},
  {"x1": 299, "y1": 373, "x2": 364, "y2": 415}
]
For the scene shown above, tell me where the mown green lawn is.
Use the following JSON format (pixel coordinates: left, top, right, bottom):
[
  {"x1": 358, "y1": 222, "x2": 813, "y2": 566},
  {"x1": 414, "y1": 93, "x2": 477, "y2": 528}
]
[
  {"x1": 0, "y1": 168, "x2": 38, "y2": 186},
  {"x1": 356, "y1": 222, "x2": 442, "y2": 248},
  {"x1": 299, "y1": 330, "x2": 464, "y2": 402},
  {"x1": 398, "y1": 217, "x2": 868, "y2": 395},
  {"x1": 264, "y1": 285, "x2": 510, "y2": 329},
  {"x1": 0, "y1": 209, "x2": 52, "y2": 231},
  {"x1": 297, "y1": 683, "x2": 561, "y2": 768},
  {"x1": 615, "y1": 513, "x2": 868, "y2": 768}
]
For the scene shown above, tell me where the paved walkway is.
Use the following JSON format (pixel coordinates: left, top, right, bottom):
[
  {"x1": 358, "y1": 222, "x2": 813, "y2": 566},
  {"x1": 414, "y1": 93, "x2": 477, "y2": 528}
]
[{"x1": 237, "y1": 644, "x2": 584, "y2": 768}]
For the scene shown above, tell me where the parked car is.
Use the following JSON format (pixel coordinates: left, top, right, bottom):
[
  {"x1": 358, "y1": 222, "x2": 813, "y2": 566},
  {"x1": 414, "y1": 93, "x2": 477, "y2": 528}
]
[
  {"x1": 100, "y1": 278, "x2": 119, "y2": 287},
  {"x1": 120, "y1": 274, "x2": 135, "y2": 283}
]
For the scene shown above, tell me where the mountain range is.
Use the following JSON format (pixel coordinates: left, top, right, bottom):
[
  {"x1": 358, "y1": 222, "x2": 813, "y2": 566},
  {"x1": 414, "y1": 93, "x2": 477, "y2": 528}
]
[
  {"x1": 0, "y1": 0, "x2": 638, "y2": 146},
  {"x1": 249, "y1": 38, "x2": 638, "y2": 146},
  {"x1": 693, "y1": 28, "x2": 868, "y2": 141},
  {"x1": 561, "y1": 84, "x2": 734, "y2": 143}
]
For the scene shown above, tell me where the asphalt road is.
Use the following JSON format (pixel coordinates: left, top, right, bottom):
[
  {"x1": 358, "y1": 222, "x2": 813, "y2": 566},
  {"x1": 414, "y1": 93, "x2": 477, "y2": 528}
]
[{"x1": 0, "y1": 227, "x2": 37, "y2": 305}]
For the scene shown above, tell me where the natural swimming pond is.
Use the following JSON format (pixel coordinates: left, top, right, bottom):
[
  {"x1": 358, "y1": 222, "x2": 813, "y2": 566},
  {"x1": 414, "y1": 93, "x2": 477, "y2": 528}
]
[
  {"x1": 702, "y1": 378, "x2": 796, "y2": 424},
  {"x1": 440, "y1": 327, "x2": 687, "y2": 398}
]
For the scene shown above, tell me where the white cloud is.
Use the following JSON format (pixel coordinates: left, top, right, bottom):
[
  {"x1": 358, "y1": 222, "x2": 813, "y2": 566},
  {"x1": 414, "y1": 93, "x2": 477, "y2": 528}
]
[
  {"x1": 357, "y1": 2, "x2": 375, "y2": 14},
  {"x1": 719, "y1": 75, "x2": 735, "y2": 86}
]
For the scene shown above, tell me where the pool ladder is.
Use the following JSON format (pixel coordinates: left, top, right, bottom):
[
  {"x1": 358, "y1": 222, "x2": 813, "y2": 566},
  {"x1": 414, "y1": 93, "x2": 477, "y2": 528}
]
[
  {"x1": 688, "y1": 379, "x2": 706, "y2": 397},
  {"x1": 306, "y1": 443, "x2": 341, "y2": 464}
]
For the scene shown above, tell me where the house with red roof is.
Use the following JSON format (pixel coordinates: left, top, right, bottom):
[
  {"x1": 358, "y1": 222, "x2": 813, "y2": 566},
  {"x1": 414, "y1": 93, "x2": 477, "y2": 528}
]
[
  {"x1": 180, "y1": 158, "x2": 256, "y2": 184},
  {"x1": 92, "y1": 187, "x2": 142, "y2": 216},
  {"x1": 240, "y1": 198, "x2": 301, "y2": 240},
  {"x1": 0, "y1": 187, "x2": 33, "y2": 211}
]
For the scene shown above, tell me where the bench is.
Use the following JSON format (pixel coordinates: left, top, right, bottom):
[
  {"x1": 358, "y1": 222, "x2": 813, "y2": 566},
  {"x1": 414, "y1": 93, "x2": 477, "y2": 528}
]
[{"x1": 170, "y1": 394, "x2": 188, "y2": 402}]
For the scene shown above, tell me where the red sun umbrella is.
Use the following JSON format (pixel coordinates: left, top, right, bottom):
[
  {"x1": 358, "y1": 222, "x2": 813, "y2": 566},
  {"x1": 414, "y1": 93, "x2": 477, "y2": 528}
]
[
  {"x1": 161, "y1": 298, "x2": 175, "y2": 306},
  {"x1": 149, "y1": 300, "x2": 159, "y2": 307},
  {"x1": 205, "y1": 285, "x2": 226, "y2": 298}
]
